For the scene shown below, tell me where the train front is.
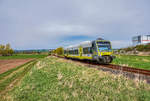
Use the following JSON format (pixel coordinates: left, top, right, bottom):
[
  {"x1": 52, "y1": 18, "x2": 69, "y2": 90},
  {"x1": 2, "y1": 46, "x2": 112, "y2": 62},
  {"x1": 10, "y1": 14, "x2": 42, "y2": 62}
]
[{"x1": 96, "y1": 40, "x2": 115, "y2": 64}]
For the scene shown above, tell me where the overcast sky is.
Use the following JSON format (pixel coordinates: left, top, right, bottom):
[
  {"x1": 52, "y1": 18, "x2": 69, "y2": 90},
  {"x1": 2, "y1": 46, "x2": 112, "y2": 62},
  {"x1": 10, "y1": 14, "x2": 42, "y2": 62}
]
[{"x1": 0, "y1": 0, "x2": 150, "y2": 49}]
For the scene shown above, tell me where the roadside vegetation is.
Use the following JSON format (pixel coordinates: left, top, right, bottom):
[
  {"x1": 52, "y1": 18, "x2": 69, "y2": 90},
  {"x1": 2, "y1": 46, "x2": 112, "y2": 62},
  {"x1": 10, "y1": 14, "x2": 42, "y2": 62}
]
[
  {"x1": 1, "y1": 56, "x2": 150, "y2": 101},
  {"x1": 112, "y1": 55, "x2": 150, "y2": 70}
]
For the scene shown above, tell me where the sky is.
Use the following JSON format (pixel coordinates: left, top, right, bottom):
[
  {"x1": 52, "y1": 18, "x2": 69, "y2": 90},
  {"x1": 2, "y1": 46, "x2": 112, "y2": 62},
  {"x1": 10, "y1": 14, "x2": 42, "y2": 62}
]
[{"x1": 0, "y1": 0, "x2": 150, "y2": 49}]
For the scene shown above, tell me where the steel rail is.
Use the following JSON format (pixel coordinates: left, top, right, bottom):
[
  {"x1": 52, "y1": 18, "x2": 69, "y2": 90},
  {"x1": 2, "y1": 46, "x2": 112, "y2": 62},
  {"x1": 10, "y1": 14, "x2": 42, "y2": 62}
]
[{"x1": 102, "y1": 64, "x2": 150, "y2": 76}]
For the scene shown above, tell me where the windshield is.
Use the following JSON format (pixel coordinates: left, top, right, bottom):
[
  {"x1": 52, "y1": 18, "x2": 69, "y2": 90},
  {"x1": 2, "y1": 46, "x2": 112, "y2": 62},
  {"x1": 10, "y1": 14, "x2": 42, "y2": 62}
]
[
  {"x1": 98, "y1": 45, "x2": 111, "y2": 50},
  {"x1": 97, "y1": 41, "x2": 112, "y2": 51}
]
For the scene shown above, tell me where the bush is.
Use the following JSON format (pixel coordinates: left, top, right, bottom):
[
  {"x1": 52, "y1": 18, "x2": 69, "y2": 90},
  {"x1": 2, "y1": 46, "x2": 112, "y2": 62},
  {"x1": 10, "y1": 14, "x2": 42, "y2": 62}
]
[
  {"x1": 135, "y1": 45, "x2": 145, "y2": 51},
  {"x1": 135, "y1": 44, "x2": 150, "y2": 52},
  {"x1": 144, "y1": 43, "x2": 150, "y2": 51},
  {"x1": 124, "y1": 47, "x2": 133, "y2": 52}
]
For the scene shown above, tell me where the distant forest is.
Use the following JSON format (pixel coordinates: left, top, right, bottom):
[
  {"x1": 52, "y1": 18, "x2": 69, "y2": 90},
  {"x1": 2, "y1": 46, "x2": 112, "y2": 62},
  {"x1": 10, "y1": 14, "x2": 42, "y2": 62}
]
[{"x1": 14, "y1": 49, "x2": 52, "y2": 54}]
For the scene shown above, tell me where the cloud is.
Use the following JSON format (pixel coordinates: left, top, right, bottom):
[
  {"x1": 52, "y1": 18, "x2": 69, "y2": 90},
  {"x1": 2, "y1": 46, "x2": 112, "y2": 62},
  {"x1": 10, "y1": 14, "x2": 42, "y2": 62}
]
[{"x1": 0, "y1": 0, "x2": 150, "y2": 49}]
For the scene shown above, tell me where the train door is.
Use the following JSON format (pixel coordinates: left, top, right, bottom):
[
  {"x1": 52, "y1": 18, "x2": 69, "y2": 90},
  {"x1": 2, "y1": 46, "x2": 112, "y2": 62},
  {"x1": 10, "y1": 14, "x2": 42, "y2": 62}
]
[
  {"x1": 79, "y1": 46, "x2": 83, "y2": 58},
  {"x1": 92, "y1": 41, "x2": 97, "y2": 60}
]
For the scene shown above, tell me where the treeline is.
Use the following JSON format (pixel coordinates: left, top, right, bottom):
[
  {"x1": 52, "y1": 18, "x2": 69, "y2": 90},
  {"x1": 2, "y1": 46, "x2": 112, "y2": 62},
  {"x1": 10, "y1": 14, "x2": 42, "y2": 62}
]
[
  {"x1": 15, "y1": 49, "x2": 50, "y2": 55},
  {"x1": 15, "y1": 50, "x2": 41, "y2": 54},
  {"x1": 0, "y1": 44, "x2": 14, "y2": 56}
]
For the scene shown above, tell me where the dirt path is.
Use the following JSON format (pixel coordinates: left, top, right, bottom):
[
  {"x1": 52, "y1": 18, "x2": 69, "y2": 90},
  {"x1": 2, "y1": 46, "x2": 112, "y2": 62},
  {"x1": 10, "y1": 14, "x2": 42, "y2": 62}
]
[{"x1": 0, "y1": 59, "x2": 33, "y2": 74}]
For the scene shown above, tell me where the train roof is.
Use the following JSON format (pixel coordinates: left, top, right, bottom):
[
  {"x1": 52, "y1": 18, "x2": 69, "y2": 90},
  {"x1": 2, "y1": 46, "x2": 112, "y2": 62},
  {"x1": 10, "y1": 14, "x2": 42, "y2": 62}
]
[
  {"x1": 64, "y1": 44, "x2": 79, "y2": 50},
  {"x1": 64, "y1": 41, "x2": 92, "y2": 50},
  {"x1": 64, "y1": 38, "x2": 109, "y2": 50},
  {"x1": 80, "y1": 41, "x2": 92, "y2": 48}
]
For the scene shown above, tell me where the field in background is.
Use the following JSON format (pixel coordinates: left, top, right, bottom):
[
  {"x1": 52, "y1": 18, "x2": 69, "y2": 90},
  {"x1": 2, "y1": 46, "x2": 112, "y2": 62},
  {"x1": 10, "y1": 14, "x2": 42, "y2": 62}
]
[
  {"x1": 1, "y1": 56, "x2": 150, "y2": 101},
  {"x1": 0, "y1": 60, "x2": 36, "y2": 95},
  {"x1": 112, "y1": 55, "x2": 150, "y2": 70},
  {"x1": 0, "y1": 54, "x2": 48, "y2": 60},
  {"x1": 0, "y1": 54, "x2": 48, "y2": 93},
  {"x1": 0, "y1": 59, "x2": 34, "y2": 74},
  {"x1": 0, "y1": 54, "x2": 48, "y2": 74}
]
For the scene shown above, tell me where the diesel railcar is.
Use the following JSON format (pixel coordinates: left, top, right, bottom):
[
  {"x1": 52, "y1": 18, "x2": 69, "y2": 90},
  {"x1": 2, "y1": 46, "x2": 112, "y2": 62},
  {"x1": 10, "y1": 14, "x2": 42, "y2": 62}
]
[{"x1": 64, "y1": 38, "x2": 115, "y2": 64}]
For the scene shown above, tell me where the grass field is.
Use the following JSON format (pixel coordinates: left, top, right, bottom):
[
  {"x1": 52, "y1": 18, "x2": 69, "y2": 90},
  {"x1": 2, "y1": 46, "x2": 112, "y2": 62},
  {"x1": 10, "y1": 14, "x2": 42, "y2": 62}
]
[
  {"x1": 112, "y1": 55, "x2": 150, "y2": 70},
  {"x1": 1, "y1": 56, "x2": 150, "y2": 101},
  {"x1": 0, "y1": 54, "x2": 48, "y2": 60}
]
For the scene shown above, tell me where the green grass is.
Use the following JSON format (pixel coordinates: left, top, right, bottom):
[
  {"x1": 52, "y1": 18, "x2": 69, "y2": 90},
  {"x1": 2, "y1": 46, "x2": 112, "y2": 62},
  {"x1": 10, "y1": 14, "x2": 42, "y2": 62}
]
[
  {"x1": 112, "y1": 55, "x2": 150, "y2": 70},
  {"x1": 0, "y1": 54, "x2": 48, "y2": 60},
  {"x1": 1, "y1": 57, "x2": 150, "y2": 101}
]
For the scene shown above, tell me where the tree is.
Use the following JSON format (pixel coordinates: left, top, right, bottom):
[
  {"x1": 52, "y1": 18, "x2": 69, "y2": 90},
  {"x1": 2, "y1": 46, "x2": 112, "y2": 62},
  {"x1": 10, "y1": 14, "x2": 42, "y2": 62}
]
[
  {"x1": 56, "y1": 47, "x2": 64, "y2": 55},
  {"x1": 9, "y1": 49, "x2": 14, "y2": 56},
  {"x1": 0, "y1": 44, "x2": 6, "y2": 56},
  {"x1": 5, "y1": 43, "x2": 11, "y2": 56},
  {"x1": 0, "y1": 44, "x2": 14, "y2": 56}
]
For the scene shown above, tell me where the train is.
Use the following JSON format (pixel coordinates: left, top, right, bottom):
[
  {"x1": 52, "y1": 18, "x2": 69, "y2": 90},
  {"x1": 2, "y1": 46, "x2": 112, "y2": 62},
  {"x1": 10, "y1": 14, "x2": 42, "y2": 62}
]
[{"x1": 63, "y1": 38, "x2": 115, "y2": 64}]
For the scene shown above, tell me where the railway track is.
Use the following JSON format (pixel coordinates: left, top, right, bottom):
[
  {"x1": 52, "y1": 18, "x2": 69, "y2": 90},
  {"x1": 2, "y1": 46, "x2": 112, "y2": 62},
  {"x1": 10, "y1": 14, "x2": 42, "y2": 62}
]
[
  {"x1": 78, "y1": 60, "x2": 150, "y2": 76},
  {"x1": 56, "y1": 55, "x2": 150, "y2": 76},
  {"x1": 55, "y1": 55, "x2": 150, "y2": 83},
  {"x1": 101, "y1": 64, "x2": 150, "y2": 76}
]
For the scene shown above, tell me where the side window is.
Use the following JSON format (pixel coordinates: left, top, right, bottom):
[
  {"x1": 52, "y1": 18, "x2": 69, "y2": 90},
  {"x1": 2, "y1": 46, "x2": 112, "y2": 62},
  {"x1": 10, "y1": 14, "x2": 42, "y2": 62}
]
[
  {"x1": 69, "y1": 50, "x2": 70, "y2": 54},
  {"x1": 75, "y1": 49, "x2": 78, "y2": 54},
  {"x1": 89, "y1": 47, "x2": 92, "y2": 54},
  {"x1": 71, "y1": 49, "x2": 78, "y2": 55},
  {"x1": 83, "y1": 48, "x2": 87, "y2": 54},
  {"x1": 74, "y1": 50, "x2": 76, "y2": 54},
  {"x1": 70, "y1": 50, "x2": 73, "y2": 54},
  {"x1": 92, "y1": 42, "x2": 96, "y2": 51},
  {"x1": 83, "y1": 47, "x2": 92, "y2": 54}
]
